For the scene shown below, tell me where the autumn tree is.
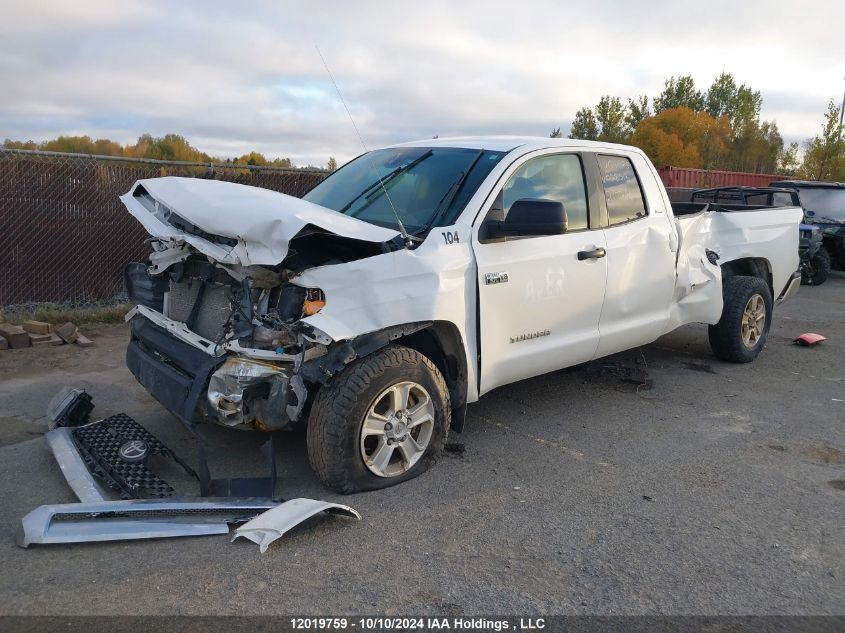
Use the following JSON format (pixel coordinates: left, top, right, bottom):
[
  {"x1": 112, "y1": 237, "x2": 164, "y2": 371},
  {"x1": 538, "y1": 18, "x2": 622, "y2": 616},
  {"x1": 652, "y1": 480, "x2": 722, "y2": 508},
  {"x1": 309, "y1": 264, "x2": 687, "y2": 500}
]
[
  {"x1": 235, "y1": 151, "x2": 269, "y2": 166},
  {"x1": 327, "y1": 156, "x2": 338, "y2": 171},
  {"x1": 630, "y1": 107, "x2": 732, "y2": 168},
  {"x1": 42, "y1": 135, "x2": 98, "y2": 154},
  {"x1": 4, "y1": 133, "x2": 296, "y2": 167},
  {"x1": 799, "y1": 100, "x2": 845, "y2": 181},
  {"x1": 2, "y1": 139, "x2": 38, "y2": 150},
  {"x1": 562, "y1": 73, "x2": 792, "y2": 173}
]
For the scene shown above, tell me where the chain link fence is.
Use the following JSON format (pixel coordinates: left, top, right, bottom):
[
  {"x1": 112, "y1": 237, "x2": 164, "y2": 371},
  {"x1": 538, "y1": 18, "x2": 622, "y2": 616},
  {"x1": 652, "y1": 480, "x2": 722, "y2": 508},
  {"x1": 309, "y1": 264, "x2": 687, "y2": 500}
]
[{"x1": 0, "y1": 148, "x2": 328, "y2": 318}]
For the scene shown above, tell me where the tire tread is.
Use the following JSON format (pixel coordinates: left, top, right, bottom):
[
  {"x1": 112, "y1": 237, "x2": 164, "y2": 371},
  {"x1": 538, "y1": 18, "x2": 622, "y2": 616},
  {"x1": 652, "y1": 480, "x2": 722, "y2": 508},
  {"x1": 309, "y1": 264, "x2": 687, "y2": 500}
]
[{"x1": 307, "y1": 345, "x2": 449, "y2": 493}]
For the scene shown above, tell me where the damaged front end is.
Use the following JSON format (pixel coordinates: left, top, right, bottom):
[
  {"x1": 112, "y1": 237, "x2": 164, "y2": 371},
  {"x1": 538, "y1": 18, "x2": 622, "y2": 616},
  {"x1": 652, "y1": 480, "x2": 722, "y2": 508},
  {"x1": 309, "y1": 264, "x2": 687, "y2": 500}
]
[
  {"x1": 207, "y1": 358, "x2": 306, "y2": 430},
  {"x1": 121, "y1": 177, "x2": 400, "y2": 432}
]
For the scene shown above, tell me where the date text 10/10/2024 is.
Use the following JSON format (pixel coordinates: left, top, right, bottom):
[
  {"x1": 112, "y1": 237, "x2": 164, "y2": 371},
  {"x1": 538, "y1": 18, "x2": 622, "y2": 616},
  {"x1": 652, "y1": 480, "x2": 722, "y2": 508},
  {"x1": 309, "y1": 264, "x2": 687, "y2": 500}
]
[{"x1": 289, "y1": 617, "x2": 547, "y2": 631}]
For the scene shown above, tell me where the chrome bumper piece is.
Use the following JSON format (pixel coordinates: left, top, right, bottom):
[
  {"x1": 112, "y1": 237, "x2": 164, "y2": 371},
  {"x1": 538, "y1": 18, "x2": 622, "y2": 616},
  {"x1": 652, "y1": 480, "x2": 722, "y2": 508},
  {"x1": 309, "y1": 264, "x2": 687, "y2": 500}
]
[
  {"x1": 231, "y1": 498, "x2": 362, "y2": 553},
  {"x1": 16, "y1": 498, "x2": 277, "y2": 548},
  {"x1": 45, "y1": 427, "x2": 111, "y2": 503},
  {"x1": 777, "y1": 270, "x2": 802, "y2": 303}
]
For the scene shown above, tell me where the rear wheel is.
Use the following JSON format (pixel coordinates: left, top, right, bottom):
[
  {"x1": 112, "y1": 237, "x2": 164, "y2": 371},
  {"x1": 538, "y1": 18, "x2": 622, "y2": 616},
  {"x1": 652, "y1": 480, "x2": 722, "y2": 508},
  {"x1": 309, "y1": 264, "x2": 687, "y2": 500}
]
[
  {"x1": 708, "y1": 275, "x2": 773, "y2": 363},
  {"x1": 801, "y1": 248, "x2": 831, "y2": 285},
  {"x1": 307, "y1": 344, "x2": 449, "y2": 493}
]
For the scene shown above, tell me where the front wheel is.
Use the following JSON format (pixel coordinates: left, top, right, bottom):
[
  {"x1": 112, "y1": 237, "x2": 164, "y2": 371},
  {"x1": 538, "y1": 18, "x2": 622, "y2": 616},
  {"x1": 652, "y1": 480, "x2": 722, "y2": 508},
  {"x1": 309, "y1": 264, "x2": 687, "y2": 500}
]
[
  {"x1": 708, "y1": 275, "x2": 773, "y2": 363},
  {"x1": 307, "y1": 344, "x2": 450, "y2": 494}
]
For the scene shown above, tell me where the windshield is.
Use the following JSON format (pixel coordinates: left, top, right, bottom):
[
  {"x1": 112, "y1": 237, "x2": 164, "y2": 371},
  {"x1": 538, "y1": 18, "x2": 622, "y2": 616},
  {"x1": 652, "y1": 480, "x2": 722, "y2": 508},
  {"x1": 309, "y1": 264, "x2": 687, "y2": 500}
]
[
  {"x1": 795, "y1": 187, "x2": 845, "y2": 223},
  {"x1": 304, "y1": 147, "x2": 506, "y2": 233}
]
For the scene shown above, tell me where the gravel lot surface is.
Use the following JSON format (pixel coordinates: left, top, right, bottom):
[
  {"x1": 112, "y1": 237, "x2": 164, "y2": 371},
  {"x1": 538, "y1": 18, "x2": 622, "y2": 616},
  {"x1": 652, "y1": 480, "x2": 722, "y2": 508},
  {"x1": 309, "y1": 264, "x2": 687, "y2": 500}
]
[{"x1": 1, "y1": 274, "x2": 843, "y2": 615}]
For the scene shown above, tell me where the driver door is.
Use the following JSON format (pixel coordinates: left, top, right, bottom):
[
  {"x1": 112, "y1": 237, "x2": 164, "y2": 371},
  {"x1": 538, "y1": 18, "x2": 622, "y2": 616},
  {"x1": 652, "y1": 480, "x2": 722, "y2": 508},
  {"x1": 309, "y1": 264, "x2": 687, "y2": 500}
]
[{"x1": 472, "y1": 151, "x2": 608, "y2": 395}]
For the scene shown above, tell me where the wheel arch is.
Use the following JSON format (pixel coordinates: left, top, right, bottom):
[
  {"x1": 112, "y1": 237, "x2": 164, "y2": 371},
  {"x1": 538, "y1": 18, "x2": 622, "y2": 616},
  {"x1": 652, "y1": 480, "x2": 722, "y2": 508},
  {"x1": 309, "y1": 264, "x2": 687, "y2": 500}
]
[
  {"x1": 720, "y1": 257, "x2": 773, "y2": 296},
  {"x1": 300, "y1": 320, "x2": 469, "y2": 433},
  {"x1": 393, "y1": 321, "x2": 469, "y2": 433}
]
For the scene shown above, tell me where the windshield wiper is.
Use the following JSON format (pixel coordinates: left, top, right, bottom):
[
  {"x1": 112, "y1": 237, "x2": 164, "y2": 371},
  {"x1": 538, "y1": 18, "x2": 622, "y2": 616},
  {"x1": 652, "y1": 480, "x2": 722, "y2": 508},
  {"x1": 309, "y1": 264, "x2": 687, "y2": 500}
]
[
  {"x1": 416, "y1": 150, "x2": 484, "y2": 236},
  {"x1": 339, "y1": 150, "x2": 434, "y2": 215}
]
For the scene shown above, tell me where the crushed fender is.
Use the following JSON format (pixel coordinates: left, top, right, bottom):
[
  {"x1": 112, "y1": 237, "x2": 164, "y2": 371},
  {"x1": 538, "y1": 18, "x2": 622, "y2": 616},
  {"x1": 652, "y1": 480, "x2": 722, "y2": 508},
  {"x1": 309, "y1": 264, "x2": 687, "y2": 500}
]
[{"x1": 231, "y1": 498, "x2": 361, "y2": 553}]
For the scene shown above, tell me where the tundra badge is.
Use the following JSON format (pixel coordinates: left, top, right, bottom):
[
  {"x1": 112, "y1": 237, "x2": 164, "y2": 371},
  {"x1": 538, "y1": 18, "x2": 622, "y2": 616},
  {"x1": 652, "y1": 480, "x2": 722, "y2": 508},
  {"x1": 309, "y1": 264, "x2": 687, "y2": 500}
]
[{"x1": 510, "y1": 330, "x2": 550, "y2": 344}]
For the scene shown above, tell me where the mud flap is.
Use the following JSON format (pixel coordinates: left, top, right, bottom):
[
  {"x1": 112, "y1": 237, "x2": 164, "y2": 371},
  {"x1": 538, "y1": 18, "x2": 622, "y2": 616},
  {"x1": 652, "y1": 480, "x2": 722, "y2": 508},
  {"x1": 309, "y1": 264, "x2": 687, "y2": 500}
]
[{"x1": 231, "y1": 498, "x2": 361, "y2": 552}]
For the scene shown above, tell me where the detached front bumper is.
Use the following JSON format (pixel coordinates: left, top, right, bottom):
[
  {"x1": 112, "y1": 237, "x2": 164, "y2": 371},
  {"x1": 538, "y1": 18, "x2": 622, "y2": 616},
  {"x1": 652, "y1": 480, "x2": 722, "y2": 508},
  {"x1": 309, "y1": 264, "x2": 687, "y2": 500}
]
[
  {"x1": 127, "y1": 314, "x2": 226, "y2": 425},
  {"x1": 126, "y1": 310, "x2": 305, "y2": 430}
]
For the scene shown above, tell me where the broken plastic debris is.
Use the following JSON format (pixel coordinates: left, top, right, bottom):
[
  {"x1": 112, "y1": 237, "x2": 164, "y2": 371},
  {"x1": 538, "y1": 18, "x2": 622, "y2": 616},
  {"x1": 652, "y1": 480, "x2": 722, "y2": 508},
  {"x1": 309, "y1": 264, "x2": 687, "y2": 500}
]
[
  {"x1": 231, "y1": 498, "x2": 361, "y2": 553},
  {"x1": 794, "y1": 333, "x2": 827, "y2": 346}
]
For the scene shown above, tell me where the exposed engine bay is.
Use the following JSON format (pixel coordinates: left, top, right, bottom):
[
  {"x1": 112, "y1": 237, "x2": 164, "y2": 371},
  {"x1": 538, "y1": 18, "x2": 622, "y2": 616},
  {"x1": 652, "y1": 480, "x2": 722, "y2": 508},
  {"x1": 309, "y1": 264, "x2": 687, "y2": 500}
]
[{"x1": 121, "y1": 177, "x2": 409, "y2": 432}]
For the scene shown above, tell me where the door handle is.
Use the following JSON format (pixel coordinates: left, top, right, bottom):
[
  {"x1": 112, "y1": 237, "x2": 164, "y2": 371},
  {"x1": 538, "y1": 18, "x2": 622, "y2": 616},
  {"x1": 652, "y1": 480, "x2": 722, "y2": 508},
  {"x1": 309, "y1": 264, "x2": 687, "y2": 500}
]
[{"x1": 577, "y1": 247, "x2": 606, "y2": 261}]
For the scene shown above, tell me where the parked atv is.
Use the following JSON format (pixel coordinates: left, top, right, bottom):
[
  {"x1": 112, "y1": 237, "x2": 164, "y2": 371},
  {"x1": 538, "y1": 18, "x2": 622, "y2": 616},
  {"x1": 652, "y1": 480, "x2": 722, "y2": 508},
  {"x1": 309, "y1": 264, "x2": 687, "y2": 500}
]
[
  {"x1": 799, "y1": 223, "x2": 830, "y2": 285},
  {"x1": 691, "y1": 186, "x2": 829, "y2": 286},
  {"x1": 770, "y1": 180, "x2": 845, "y2": 275}
]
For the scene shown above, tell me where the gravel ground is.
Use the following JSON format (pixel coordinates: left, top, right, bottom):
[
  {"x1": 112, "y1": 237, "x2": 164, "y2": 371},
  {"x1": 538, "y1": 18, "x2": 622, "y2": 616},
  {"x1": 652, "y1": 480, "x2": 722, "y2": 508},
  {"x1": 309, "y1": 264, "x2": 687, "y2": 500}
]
[{"x1": 0, "y1": 274, "x2": 843, "y2": 615}]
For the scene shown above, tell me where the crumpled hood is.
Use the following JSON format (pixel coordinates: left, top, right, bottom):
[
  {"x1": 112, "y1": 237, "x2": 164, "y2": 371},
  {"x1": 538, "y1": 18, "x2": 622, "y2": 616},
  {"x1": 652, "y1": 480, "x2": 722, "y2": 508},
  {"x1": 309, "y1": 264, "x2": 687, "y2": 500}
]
[{"x1": 120, "y1": 177, "x2": 399, "y2": 266}]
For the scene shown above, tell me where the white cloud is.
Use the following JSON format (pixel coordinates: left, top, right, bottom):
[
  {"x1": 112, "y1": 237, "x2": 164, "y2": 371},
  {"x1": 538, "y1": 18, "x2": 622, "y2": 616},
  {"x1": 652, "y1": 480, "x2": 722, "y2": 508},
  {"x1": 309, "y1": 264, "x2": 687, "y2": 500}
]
[{"x1": 1, "y1": 0, "x2": 844, "y2": 165}]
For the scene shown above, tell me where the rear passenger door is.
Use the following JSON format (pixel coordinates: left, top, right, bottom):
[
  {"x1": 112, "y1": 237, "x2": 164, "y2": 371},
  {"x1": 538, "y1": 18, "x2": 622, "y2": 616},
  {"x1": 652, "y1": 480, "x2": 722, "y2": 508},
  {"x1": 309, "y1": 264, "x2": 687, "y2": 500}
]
[{"x1": 590, "y1": 152, "x2": 677, "y2": 357}]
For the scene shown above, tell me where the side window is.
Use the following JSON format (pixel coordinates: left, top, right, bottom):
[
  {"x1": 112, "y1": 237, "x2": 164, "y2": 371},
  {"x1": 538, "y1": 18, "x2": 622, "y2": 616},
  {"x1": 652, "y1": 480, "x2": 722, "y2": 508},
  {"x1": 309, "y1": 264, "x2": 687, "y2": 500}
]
[
  {"x1": 597, "y1": 154, "x2": 647, "y2": 226},
  {"x1": 501, "y1": 154, "x2": 589, "y2": 231}
]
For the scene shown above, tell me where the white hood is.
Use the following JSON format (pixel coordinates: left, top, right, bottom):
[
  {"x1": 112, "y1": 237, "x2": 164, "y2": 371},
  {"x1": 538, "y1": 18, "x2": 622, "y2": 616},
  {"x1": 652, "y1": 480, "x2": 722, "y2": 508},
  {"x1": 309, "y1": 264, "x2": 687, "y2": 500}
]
[{"x1": 120, "y1": 177, "x2": 399, "y2": 266}]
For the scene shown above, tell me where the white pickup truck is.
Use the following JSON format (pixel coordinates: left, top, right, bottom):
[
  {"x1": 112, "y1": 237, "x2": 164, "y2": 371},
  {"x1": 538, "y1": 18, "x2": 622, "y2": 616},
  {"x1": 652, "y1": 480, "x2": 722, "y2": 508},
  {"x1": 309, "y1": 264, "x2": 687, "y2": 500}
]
[{"x1": 121, "y1": 137, "x2": 802, "y2": 493}]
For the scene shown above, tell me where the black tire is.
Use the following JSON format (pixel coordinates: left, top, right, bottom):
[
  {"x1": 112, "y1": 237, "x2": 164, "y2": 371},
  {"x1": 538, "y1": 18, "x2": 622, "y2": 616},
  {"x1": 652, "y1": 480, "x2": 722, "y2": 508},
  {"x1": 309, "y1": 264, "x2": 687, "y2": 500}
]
[
  {"x1": 708, "y1": 275, "x2": 773, "y2": 363},
  {"x1": 801, "y1": 248, "x2": 831, "y2": 286},
  {"x1": 307, "y1": 344, "x2": 450, "y2": 494}
]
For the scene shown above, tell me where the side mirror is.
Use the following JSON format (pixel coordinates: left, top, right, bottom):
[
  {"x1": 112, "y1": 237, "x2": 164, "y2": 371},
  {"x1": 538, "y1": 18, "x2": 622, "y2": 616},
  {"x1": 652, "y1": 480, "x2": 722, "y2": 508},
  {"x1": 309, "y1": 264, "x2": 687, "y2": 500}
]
[{"x1": 483, "y1": 199, "x2": 568, "y2": 239}]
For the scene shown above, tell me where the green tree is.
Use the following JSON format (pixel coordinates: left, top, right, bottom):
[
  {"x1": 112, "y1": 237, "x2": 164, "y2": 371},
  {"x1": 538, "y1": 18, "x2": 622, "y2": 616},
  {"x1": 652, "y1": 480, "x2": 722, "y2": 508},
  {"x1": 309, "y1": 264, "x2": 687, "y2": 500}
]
[
  {"x1": 127, "y1": 134, "x2": 212, "y2": 162},
  {"x1": 653, "y1": 75, "x2": 705, "y2": 113},
  {"x1": 568, "y1": 97, "x2": 631, "y2": 143},
  {"x1": 594, "y1": 96, "x2": 629, "y2": 143},
  {"x1": 569, "y1": 107, "x2": 599, "y2": 140},
  {"x1": 549, "y1": 127, "x2": 562, "y2": 138},
  {"x1": 779, "y1": 141, "x2": 800, "y2": 175},
  {"x1": 625, "y1": 95, "x2": 651, "y2": 131},
  {"x1": 799, "y1": 100, "x2": 845, "y2": 180}
]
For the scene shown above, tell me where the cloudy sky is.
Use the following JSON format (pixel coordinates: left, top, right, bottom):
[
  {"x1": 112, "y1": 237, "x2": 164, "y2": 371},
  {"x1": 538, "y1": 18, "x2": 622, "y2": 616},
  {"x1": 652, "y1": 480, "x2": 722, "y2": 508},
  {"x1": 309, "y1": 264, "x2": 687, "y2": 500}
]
[{"x1": 1, "y1": 0, "x2": 843, "y2": 166}]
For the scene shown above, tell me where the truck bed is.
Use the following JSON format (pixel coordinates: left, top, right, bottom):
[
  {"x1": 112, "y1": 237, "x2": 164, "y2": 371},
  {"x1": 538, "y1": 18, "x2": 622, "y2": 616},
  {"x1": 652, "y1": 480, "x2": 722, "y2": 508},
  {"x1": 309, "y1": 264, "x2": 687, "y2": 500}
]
[{"x1": 672, "y1": 202, "x2": 774, "y2": 216}]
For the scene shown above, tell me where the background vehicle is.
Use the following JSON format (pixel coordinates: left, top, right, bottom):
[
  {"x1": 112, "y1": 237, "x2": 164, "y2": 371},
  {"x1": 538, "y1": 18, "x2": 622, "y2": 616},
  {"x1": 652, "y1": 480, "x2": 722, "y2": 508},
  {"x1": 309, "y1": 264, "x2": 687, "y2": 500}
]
[
  {"x1": 691, "y1": 186, "x2": 829, "y2": 285},
  {"x1": 122, "y1": 137, "x2": 803, "y2": 493},
  {"x1": 770, "y1": 180, "x2": 845, "y2": 273}
]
